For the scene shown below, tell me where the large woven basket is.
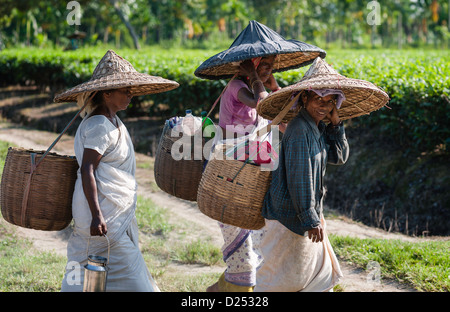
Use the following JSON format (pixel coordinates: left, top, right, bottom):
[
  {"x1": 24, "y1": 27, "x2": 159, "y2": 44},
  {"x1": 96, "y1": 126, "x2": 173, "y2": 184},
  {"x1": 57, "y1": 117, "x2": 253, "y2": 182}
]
[
  {"x1": 0, "y1": 147, "x2": 78, "y2": 231},
  {"x1": 154, "y1": 123, "x2": 205, "y2": 201},
  {"x1": 197, "y1": 155, "x2": 272, "y2": 230}
]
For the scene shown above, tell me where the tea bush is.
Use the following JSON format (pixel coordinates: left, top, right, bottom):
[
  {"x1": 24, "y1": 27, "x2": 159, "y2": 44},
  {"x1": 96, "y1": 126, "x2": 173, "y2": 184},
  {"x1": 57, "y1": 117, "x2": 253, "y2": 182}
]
[{"x1": 0, "y1": 47, "x2": 448, "y2": 155}]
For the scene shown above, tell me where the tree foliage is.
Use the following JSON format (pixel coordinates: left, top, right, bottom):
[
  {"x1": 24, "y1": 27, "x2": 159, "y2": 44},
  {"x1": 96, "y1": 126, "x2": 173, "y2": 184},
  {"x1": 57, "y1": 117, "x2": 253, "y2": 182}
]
[{"x1": 0, "y1": 0, "x2": 449, "y2": 49}]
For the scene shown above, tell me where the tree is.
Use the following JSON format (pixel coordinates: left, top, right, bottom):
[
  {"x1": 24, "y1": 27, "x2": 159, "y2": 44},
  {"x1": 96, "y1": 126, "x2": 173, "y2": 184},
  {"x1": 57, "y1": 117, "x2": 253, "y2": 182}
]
[
  {"x1": 108, "y1": 0, "x2": 141, "y2": 49},
  {"x1": 0, "y1": 0, "x2": 448, "y2": 49}
]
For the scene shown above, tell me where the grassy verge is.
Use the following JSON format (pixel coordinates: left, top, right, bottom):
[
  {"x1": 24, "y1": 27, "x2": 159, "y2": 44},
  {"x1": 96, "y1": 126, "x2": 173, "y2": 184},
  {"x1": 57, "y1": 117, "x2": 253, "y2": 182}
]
[
  {"x1": 135, "y1": 196, "x2": 223, "y2": 292},
  {"x1": 1, "y1": 202, "x2": 449, "y2": 291},
  {"x1": 0, "y1": 139, "x2": 449, "y2": 292},
  {"x1": 329, "y1": 234, "x2": 450, "y2": 292},
  {"x1": 0, "y1": 220, "x2": 66, "y2": 291},
  {"x1": 0, "y1": 140, "x2": 11, "y2": 169},
  {"x1": 0, "y1": 139, "x2": 222, "y2": 292},
  {"x1": 0, "y1": 195, "x2": 222, "y2": 292}
]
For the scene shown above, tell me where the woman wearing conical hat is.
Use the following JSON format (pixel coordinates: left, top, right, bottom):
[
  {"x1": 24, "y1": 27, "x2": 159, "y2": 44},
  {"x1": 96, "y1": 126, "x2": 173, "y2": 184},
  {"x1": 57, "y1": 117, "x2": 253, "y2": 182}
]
[
  {"x1": 207, "y1": 55, "x2": 280, "y2": 292},
  {"x1": 195, "y1": 20, "x2": 327, "y2": 292},
  {"x1": 254, "y1": 57, "x2": 389, "y2": 292},
  {"x1": 54, "y1": 50, "x2": 178, "y2": 292}
]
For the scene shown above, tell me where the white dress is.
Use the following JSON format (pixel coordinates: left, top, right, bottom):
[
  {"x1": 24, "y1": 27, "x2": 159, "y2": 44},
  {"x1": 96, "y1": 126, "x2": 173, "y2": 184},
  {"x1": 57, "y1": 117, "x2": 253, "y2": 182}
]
[{"x1": 61, "y1": 114, "x2": 159, "y2": 292}]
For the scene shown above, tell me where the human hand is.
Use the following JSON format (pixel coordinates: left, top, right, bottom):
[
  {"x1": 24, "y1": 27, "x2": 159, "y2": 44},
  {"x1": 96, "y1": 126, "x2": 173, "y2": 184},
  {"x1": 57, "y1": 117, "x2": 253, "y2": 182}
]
[
  {"x1": 307, "y1": 224, "x2": 324, "y2": 243},
  {"x1": 326, "y1": 104, "x2": 341, "y2": 126},
  {"x1": 278, "y1": 122, "x2": 287, "y2": 133},
  {"x1": 264, "y1": 74, "x2": 280, "y2": 92},
  {"x1": 239, "y1": 60, "x2": 258, "y2": 79},
  {"x1": 90, "y1": 214, "x2": 108, "y2": 236}
]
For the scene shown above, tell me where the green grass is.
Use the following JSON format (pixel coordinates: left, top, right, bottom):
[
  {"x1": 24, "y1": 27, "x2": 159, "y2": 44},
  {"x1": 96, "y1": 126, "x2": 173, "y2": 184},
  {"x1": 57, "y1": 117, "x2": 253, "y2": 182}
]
[
  {"x1": 0, "y1": 138, "x2": 449, "y2": 292},
  {"x1": 0, "y1": 140, "x2": 12, "y2": 174},
  {"x1": 134, "y1": 195, "x2": 223, "y2": 292},
  {"x1": 171, "y1": 239, "x2": 222, "y2": 266},
  {"x1": 0, "y1": 221, "x2": 66, "y2": 291},
  {"x1": 135, "y1": 196, "x2": 174, "y2": 236},
  {"x1": 329, "y1": 234, "x2": 450, "y2": 292},
  {"x1": 0, "y1": 193, "x2": 222, "y2": 292},
  {"x1": 0, "y1": 138, "x2": 222, "y2": 292},
  {"x1": 158, "y1": 272, "x2": 222, "y2": 292}
]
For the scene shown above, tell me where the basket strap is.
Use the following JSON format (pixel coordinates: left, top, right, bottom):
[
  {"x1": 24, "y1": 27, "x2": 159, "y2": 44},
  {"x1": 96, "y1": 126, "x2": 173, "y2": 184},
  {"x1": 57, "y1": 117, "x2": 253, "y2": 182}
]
[
  {"x1": 201, "y1": 73, "x2": 237, "y2": 128},
  {"x1": 20, "y1": 91, "x2": 97, "y2": 224},
  {"x1": 256, "y1": 91, "x2": 301, "y2": 137},
  {"x1": 20, "y1": 152, "x2": 36, "y2": 227},
  {"x1": 35, "y1": 91, "x2": 98, "y2": 168}
]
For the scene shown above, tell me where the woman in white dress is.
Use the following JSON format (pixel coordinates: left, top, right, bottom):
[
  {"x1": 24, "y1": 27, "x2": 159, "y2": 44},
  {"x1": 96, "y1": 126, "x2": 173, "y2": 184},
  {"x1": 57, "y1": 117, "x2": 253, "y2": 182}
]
[{"x1": 54, "y1": 50, "x2": 178, "y2": 292}]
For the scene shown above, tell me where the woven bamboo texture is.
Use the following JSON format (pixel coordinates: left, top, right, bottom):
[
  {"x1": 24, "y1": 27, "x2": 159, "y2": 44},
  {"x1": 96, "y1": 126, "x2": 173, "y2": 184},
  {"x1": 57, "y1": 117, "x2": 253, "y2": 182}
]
[
  {"x1": 54, "y1": 50, "x2": 179, "y2": 103},
  {"x1": 257, "y1": 57, "x2": 390, "y2": 123},
  {"x1": 154, "y1": 128, "x2": 205, "y2": 201},
  {"x1": 196, "y1": 51, "x2": 322, "y2": 80},
  {"x1": 197, "y1": 156, "x2": 272, "y2": 230},
  {"x1": 0, "y1": 147, "x2": 78, "y2": 231},
  {"x1": 194, "y1": 20, "x2": 326, "y2": 80}
]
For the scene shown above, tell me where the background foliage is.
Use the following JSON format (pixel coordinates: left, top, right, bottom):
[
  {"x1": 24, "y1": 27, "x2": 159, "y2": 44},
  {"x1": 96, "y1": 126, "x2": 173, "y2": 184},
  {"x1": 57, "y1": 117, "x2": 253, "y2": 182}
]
[
  {"x1": 0, "y1": 0, "x2": 449, "y2": 50},
  {"x1": 1, "y1": 0, "x2": 448, "y2": 155},
  {"x1": 0, "y1": 47, "x2": 448, "y2": 156}
]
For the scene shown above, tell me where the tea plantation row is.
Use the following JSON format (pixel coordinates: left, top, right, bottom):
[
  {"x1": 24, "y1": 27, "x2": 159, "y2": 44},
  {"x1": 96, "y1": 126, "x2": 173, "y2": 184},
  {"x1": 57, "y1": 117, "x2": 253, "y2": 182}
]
[{"x1": 0, "y1": 47, "x2": 448, "y2": 155}]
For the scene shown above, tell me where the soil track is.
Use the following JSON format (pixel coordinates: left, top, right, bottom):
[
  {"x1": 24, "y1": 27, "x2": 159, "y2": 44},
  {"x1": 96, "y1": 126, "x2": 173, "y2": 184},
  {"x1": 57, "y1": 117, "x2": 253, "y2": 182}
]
[{"x1": 0, "y1": 121, "x2": 423, "y2": 292}]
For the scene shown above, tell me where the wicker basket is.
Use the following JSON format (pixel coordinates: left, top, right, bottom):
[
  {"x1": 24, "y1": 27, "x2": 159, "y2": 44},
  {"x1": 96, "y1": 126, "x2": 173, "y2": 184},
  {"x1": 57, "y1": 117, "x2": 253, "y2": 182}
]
[
  {"x1": 0, "y1": 147, "x2": 78, "y2": 231},
  {"x1": 154, "y1": 123, "x2": 205, "y2": 201},
  {"x1": 197, "y1": 155, "x2": 272, "y2": 230}
]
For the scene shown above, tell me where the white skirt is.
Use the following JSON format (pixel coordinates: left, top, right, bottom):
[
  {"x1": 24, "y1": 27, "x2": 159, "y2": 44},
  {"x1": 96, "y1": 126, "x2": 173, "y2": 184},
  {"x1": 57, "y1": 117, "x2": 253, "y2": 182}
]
[
  {"x1": 255, "y1": 218, "x2": 343, "y2": 292},
  {"x1": 61, "y1": 218, "x2": 159, "y2": 292}
]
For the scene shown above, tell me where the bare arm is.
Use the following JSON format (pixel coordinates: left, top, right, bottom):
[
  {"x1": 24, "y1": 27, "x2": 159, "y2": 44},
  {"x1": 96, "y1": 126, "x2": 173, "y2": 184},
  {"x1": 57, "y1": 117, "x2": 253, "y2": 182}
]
[
  {"x1": 237, "y1": 60, "x2": 269, "y2": 108},
  {"x1": 325, "y1": 105, "x2": 349, "y2": 165},
  {"x1": 81, "y1": 148, "x2": 107, "y2": 236}
]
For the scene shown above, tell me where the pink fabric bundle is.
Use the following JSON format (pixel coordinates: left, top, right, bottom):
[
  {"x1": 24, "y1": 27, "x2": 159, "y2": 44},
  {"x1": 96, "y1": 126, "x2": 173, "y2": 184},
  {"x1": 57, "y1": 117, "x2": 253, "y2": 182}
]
[{"x1": 234, "y1": 140, "x2": 277, "y2": 165}]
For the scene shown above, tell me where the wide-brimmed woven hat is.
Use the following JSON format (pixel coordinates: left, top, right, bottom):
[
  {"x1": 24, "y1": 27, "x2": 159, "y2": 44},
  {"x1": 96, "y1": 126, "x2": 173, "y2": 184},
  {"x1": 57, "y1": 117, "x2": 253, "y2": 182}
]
[
  {"x1": 54, "y1": 50, "x2": 179, "y2": 102},
  {"x1": 257, "y1": 57, "x2": 389, "y2": 122},
  {"x1": 194, "y1": 20, "x2": 326, "y2": 80}
]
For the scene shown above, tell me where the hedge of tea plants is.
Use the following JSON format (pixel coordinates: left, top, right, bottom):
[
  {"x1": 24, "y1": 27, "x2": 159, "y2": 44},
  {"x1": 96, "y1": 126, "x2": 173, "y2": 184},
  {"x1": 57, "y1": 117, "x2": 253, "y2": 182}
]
[{"x1": 0, "y1": 47, "x2": 448, "y2": 155}]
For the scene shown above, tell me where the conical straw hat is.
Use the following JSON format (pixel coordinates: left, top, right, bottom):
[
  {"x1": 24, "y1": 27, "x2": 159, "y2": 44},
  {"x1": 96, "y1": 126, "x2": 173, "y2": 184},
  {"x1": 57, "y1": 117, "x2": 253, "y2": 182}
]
[
  {"x1": 257, "y1": 57, "x2": 389, "y2": 122},
  {"x1": 194, "y1": 20, "x2": 326, "y2": 80},
  {"x1": 54, "y1": 50, "x2": 179, "y2": 102}
]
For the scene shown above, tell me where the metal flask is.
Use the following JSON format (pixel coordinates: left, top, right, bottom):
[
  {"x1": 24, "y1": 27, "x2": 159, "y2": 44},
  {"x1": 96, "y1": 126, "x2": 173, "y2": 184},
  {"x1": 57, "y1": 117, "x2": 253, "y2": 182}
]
[{"x1": 83, "y1": 235, "x2": 110, "y2": 292}]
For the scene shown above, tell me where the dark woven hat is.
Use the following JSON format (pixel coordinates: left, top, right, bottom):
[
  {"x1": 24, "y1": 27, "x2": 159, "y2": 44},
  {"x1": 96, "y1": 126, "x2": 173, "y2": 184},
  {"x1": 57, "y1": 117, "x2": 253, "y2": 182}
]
[{"x1": 194, "y1": 20, "x2": 326, "y2": 80}]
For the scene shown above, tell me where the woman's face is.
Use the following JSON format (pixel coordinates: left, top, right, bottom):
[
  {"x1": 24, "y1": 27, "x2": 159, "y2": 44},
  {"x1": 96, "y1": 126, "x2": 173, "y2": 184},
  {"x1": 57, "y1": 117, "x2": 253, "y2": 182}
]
[
  {"x1": 256, "y1": 56, "x2": 275, "y2": 82},
  {"x1": 104, "y1": 87, "x2": 133, "y2": 112},
  {"x1": 302, "y1": 91, "x2": 336, "y2": 124}
]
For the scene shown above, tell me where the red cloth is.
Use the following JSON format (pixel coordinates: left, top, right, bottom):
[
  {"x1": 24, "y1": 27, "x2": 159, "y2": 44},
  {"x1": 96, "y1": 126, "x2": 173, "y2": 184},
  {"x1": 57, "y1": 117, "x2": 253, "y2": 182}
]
[{"x1": 234, "y1": 141, "x2": 276, "y2": 165}]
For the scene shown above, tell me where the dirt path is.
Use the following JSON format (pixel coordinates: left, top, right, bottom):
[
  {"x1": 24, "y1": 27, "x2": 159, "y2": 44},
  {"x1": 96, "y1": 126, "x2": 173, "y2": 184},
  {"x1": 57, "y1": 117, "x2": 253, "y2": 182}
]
[{"x1": 0, "y1": 122, "x2": 421, "y2": 292}]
